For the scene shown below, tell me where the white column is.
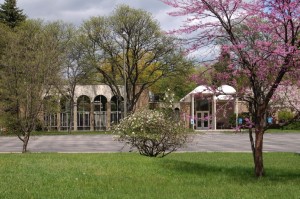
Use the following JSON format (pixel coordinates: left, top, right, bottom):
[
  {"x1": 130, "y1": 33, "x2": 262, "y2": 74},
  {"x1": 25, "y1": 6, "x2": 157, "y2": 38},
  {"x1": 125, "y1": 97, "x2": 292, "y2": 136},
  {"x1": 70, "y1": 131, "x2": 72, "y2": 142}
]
[
  {"x1": 235, "y1": 97, "x2": 239, "y2": 128},
  {"x1": 57, "y1": 112, "x2": 61, "y2": 131},
  {"x1": 73, "y1": 103, "x2": 77, "y2": 131},
  {"x1": 212, "y1": 95, "x2": 217, "y2": 130},
  {"x1": 191, "y1": 94, "x2": 195, "y2": 129}
]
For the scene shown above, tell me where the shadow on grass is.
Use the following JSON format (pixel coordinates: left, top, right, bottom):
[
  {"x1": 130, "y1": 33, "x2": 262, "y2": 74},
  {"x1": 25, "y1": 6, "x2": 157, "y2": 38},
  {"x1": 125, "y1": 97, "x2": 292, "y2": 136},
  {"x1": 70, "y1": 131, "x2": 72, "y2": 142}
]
[
  {"x1": 159, "y1": 158, "x2": 300, "y2": 182},
  {"x1": 160, "y1": 159, "x2": 252, "y2": 178}
]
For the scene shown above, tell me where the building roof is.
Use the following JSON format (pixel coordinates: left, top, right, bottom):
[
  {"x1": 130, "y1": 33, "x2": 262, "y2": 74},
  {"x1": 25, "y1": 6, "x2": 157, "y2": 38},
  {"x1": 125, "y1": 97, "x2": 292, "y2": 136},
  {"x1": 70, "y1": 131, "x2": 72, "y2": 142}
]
[
  {"x1": 217, "y1": 85, "x2": 236, "y2": 95},
  {"x1": 180, "y1": 85, "x2": 236, "y2": 102},
  {"x1": 190, "y1": 85, "x2": 214, "y2": 94}
]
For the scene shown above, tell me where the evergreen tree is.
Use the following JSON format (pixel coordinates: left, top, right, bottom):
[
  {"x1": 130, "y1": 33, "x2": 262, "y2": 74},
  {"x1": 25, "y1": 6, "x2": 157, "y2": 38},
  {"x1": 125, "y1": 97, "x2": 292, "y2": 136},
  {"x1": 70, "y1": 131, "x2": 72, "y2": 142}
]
[{"x1": 0, "y1": 0, "x2": 26, "y2": 28}]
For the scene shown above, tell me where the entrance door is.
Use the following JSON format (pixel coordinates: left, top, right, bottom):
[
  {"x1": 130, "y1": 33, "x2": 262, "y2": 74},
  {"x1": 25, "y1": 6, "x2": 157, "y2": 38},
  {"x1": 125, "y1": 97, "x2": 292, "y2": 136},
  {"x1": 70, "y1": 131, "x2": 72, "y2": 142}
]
[{"x1": 196, "y1": 111, "x2": 210, "y2": 130}]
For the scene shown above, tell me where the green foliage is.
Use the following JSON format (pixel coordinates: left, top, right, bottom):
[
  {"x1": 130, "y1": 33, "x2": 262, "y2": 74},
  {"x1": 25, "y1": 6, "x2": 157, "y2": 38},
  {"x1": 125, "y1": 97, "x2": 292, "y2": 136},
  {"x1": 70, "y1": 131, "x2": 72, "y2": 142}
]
[
  {"x1": 151, "y1": 71, "x2": 196, "y2": 101},
  {"x1": 0, "y1": 20, "x2": 69, "y2": 152},
  {"x1": 282, "y1": 121, "x2": 300, "y2": 130},
  {"x1": 161, "y1": 88, "x2": 175, "y2": 112},
  {"x1": 81, "y1": 5, "x2": 193, "y2": 111},
  {"x1": 0, "y1": 0, "x2": 26, "y2": 28},
  {"x1": 278, "y1": 110, "x2": 294, "y2": 122},
  {"x1": 0, "y1": 22, "x2": 11, "y2": 58},
  {"x1": 113, "y1": 109, "x2": 188, "y2": 157},
  {"x1": 229, "y1": 112, "x2": 250, "y2": 127}
]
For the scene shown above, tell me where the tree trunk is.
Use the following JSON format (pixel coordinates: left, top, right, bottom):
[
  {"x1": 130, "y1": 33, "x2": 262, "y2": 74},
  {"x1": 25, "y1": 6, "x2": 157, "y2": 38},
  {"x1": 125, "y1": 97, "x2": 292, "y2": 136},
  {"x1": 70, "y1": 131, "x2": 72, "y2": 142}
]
[
  {"x1": 22, "y1": 132, "x2": 30, "y2": 153},
  {"x1": 68, "y1": 99, "x2": 74, "y2": 134},
  {"x1": 254, "y1": 126, "x2": 264, "y2": 177},
  {"x1": 248, "y1": 128, "x2": 255, "y2": 162},
  {"x1": 248, "y1": 102, "x2": 256, "y2": 166}
]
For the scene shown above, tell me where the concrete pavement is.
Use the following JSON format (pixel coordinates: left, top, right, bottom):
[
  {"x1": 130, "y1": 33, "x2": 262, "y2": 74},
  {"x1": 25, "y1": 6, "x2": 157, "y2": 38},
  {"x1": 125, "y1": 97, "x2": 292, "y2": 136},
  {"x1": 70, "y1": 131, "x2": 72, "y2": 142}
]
[{"x1": 0, "y1": 133, "x2": 299, "y2": 153}]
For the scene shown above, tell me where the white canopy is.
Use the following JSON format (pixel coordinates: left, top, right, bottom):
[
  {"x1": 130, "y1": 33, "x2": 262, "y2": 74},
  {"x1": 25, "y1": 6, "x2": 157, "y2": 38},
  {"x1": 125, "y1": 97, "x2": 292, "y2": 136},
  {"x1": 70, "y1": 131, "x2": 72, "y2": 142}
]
[
  {"x1": 217, "y1": 85, "x2": 236, "y2": 95},
  {"x1": 180, "y1": 85, "x2": 236, "y2": 102}
]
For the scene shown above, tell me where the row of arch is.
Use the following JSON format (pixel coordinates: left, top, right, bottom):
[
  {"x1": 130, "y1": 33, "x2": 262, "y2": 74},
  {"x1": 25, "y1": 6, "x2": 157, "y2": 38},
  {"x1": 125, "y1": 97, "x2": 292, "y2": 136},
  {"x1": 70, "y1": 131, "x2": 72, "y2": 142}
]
[{"x1": 44, "y1": 95, "x2": 125, "y2": 131}]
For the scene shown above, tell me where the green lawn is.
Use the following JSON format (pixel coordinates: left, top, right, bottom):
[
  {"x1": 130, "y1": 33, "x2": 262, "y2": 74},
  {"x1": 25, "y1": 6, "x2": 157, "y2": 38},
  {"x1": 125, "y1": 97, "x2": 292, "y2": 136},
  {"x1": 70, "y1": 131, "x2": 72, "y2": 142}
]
[
  {"x1": 1, "y1": 129, "x2": 299, "y2": 136},
  {"x1": 266, "y1": 129, "x2": 300, "y2": 133},
  {"x1": 31, "y1": 130, "x2": 111, "y2": 136},
  {"x1": 0, "y1": 130, "x2": 111, "y2": 136},
  {"x1": 0, "y1": 153, "x2": 299, "y2": 199},
  {"x1": 220, "y1": 129, "x2": 300, "y2": 134}
]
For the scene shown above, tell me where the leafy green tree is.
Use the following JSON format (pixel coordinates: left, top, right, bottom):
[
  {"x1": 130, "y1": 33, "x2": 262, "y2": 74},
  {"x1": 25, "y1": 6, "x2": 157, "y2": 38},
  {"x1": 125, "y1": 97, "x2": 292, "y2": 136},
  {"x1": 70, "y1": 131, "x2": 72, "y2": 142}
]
[
  {"x1": 0, "y1": 22, "x2": 11, "y2": 131},
  {"x1": 0, "y1": 0, "x2": 26, "y2": 28},
  {"x1": 150, "y1": 69, "x2": 196, "y2": 101},
  {"x1": 0, "y1": 20, "x2": 69, "y2": 152},
  {"x1": 60, "y1": 26, "x2": 94, "y2": 133},
  {"x1": 0, "y1": 22, "x2": 10, "y2": 56},
  {"x1": 81, "y1": 5, "x2": 193, "y2": 113}
]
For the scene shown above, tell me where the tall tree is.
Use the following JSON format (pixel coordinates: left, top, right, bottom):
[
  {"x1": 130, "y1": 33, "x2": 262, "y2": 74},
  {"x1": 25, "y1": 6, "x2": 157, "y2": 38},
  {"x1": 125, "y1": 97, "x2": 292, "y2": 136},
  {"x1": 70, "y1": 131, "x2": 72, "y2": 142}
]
[
  {"x1": 60, "y1": 27, "x2": 93, "y2": 133},
  {"x1": 163, "y1": 0, "x2": 300, "y2": 177},
  {"x1": 0, "y1": 20, "x2": 69, "y2": 152},
  {"x1": 0, "y1": 0, "x2": 26, "y2": 28},
  {"x1": 0, "y1": 22, "x2": 11, "y2": 130},
  {"x1": 0, "y1": 22, "x2": 10, "y2": 56},
  {"x1": 81, "y1": 5, "x2": 193, "y2": 113}
]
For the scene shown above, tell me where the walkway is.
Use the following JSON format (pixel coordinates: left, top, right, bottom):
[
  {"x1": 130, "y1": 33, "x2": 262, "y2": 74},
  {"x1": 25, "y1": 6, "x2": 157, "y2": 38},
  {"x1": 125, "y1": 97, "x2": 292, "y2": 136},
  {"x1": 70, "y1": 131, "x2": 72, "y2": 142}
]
[{"x1": 0, "y1": 133, "x2": 299, "y2": 153}]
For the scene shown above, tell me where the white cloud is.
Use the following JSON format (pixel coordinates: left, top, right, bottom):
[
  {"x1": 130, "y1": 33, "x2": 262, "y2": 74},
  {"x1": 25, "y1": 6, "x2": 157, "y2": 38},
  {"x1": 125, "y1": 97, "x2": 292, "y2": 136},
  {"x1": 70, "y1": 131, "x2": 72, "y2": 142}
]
[
  {"x1": 5, "y1": 0, "x2": 172, "y2": 29},
  {"x1": 0, "y1": 0, "x2": 217, "y2": 61}
]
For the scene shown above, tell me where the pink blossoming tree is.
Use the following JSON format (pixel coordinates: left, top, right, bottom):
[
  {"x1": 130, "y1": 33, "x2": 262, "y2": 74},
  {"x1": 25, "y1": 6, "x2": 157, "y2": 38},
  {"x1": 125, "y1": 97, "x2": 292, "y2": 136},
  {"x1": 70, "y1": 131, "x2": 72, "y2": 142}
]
[{"x1": 163, "y1": 0, "x2": 300, "y2": 177}]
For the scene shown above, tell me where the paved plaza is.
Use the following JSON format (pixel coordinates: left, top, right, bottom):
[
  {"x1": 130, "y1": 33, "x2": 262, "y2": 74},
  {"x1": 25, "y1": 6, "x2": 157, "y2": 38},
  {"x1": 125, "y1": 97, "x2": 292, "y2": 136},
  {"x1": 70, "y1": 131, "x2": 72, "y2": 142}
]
[{"x1": 0, "y1": 132, "x2": 299, "y2": 153}]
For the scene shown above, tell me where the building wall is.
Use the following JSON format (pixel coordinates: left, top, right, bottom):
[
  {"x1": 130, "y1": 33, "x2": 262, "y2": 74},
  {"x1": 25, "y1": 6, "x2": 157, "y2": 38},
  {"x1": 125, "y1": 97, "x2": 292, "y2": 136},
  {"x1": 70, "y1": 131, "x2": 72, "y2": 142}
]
[
  {"x1": 180, "y1": 102, "x2": 191, "y2": 128},
  {"x1": 216, "y1": 101, "x2": 235, "y2": 128},
  {"x1": 237, "y1": 101, "x2": 249, "y2": 114},
  {"x1": 74, "y1": 85, "x2": 113, "y2": 102}
]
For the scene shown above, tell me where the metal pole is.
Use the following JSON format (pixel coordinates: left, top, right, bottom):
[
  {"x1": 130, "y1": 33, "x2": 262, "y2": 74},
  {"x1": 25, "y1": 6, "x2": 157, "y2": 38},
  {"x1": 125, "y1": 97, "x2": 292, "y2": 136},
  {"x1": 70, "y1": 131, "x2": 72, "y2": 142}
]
[{"x1": 123, "y1": 33, "x2": 127, "y2": 118}]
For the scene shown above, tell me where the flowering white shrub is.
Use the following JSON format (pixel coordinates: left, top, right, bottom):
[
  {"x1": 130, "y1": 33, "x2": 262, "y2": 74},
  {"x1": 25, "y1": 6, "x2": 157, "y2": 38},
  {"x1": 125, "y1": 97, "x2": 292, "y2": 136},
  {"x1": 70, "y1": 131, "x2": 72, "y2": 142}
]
[{"x1": 113, "y1": 109, "x2": 188, "y2": 157}]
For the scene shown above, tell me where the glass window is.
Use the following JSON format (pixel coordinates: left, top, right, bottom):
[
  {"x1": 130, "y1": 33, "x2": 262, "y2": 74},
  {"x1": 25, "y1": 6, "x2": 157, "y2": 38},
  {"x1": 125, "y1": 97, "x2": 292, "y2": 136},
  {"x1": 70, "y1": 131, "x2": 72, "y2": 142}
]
[{"x1": 196, "y1": 99, "x2": 210, "y2": 111}]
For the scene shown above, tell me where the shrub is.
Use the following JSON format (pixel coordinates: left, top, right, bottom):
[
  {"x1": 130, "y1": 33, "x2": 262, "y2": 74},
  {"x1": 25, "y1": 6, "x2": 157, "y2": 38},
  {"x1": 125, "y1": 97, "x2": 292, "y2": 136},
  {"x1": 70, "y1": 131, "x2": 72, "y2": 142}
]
[
  {"x1": 278, "y1": 110, "x2": 294, "y2": 123},
  {"x1": 113, "y1": 109, "x2": 188, "y2": 157},
  {"x1": 283, "y1": 121, "x2": 300, "y2": 130}
]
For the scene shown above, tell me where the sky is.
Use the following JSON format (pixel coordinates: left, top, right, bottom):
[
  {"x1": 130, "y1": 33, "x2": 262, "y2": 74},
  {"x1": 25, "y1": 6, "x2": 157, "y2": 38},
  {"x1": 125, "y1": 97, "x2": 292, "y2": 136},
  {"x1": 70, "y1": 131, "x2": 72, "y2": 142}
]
[
  {"x1": 0, "y1": 0, "x2": 217, "y2": 61},
  {"x1": 0, "y1": 0, "x2": 184, "y2": 32}
]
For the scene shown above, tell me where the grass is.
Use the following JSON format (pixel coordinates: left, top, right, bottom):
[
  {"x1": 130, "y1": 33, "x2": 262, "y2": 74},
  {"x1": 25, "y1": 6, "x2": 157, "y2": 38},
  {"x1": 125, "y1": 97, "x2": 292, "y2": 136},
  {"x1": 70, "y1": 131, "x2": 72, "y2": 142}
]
[
  {"x1": 31, "y1": 130, "x2": 111, "y2": 136},
  {"x1": 0, "y1": 130, "x2": 111, "y2": 136},
  {"x1": 0, "y1": 152, "x2": 299, "y2": 199},
  {"x1": 1, "y1": 128, "x2": 299, "y2": 136},
  {"x1": 266, "y1": 129, "x2": 300, "y2": 133},
  {"x1": 220, "y1": 129, "x2": 300, "y2": 134}
]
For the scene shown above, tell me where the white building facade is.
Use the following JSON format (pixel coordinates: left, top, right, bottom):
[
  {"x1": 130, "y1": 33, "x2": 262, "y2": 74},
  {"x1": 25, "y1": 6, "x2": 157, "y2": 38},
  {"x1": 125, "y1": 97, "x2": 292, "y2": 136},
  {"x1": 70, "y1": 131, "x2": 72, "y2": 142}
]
[{"x1": 179, "y1": 85, "x2": 244, "y2": 130}]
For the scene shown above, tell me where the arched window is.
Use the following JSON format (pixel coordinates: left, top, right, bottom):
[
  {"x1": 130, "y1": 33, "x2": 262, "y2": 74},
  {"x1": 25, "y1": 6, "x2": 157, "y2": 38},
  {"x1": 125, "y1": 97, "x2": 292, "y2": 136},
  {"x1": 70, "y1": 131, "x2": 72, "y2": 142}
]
[
  {"x1": 94, "y1": 95, "x2": 107, "y2": 130},
  {"x1": 111, "y1": 95, "x2": 123, "y2": 124},
  {"x1": 60, "y1": 96, "x2": 72, "y2": 131},
  {"x1": 77, "y1": 95, "x2": 91, "y2": 130}
]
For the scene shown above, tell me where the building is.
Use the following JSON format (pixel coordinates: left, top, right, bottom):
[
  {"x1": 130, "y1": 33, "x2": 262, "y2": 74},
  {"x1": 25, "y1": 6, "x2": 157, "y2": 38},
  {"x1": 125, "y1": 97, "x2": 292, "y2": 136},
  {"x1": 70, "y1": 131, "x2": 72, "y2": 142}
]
[
  {"x1": 43, "y1": 84, "x2": 148, "y2": 131},
  {"x1": 39, "y1": 83, "x2": 300, "y2": 132},
  {"x1": 43, "y1": 84, "x2": 249, "y2": 131},
  {"x1": 179, "y1": 85, "x2": 248, "y2": 130}
]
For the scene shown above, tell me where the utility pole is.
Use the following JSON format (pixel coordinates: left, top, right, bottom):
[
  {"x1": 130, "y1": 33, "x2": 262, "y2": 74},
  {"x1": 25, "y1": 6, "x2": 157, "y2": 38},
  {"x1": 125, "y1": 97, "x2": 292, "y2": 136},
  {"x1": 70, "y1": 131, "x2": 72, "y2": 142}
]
[{"x1": 122, "y1": 32, "x2": 127, "y2": 117}]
